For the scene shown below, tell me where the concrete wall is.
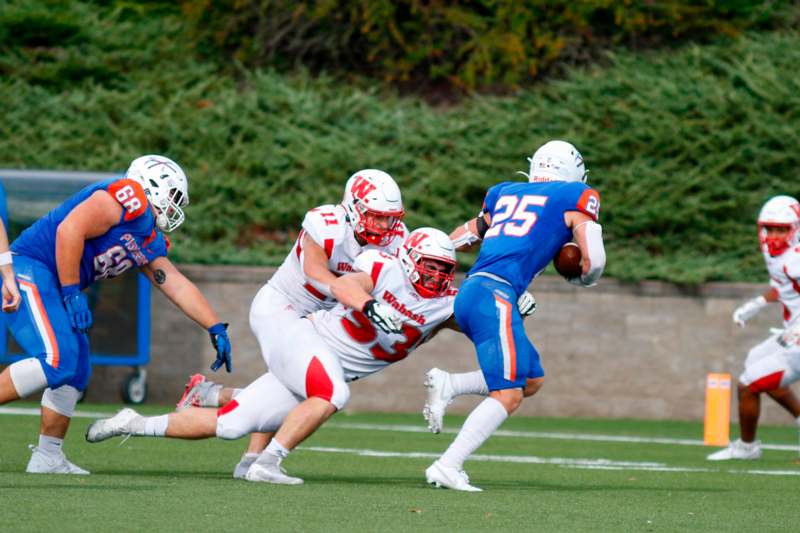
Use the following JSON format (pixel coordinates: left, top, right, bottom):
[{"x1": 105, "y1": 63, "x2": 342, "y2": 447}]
[{"x1": 77, "y1": 266, "x2": 796, "y2": 424}]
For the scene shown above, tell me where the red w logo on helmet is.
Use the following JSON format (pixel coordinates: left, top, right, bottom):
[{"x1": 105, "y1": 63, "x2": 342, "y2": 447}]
[
  {"x1": 350, "y1": 176, "x2": 377, "y2": 200},
  {"x1": 405, "y1": 231, "x2": 429, "y2": 249}
]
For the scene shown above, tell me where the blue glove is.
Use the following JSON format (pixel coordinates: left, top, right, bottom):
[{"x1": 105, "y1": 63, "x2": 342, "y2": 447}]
[
  {"x1": 208, "y1": 322, "x2": 232, "y2": 373},
  {"x1": 62, "y1": 284, "x2": 92, "y2": 333}
]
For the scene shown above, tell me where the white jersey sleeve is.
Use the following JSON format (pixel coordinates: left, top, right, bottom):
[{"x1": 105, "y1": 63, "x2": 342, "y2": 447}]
[{"x1": 765, "y1": 246, "x2": 800, "y2": 326}]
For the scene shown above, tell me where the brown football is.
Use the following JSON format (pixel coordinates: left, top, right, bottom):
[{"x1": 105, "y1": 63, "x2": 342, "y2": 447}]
[{"x1": 554, "y1": 242, "x2": 582, "y2": 278}]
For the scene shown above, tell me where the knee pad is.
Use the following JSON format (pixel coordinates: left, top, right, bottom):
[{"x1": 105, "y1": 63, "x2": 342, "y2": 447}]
[
  {"x1": 216, "y1": 418, "x2": 249, "y2": 440},
  {"x1": 41, "y1": 385, "x2": 81, "y2": 417},
  {"x1": 330, "y1": 381, "x2": 350, "y2": 411},
  {"x1": 8, "y1": 358, "x2": 48, "y2": 398}
]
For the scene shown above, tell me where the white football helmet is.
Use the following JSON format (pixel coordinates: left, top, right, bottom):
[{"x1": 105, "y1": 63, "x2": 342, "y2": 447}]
[
  {"x1": 524, "y1": 140, "x2": 587, "y2": 183},
  {"x1": 125, "y1": 155, "x2": 189, "y2": 232},
  {"x1": 757, "y1": 195, "x2": 800, "y2": 256},
  {"x1": 400, "y1": 227, "x2": 457, "y2": 298},
  {"x1": 342, "y1": 169, "x2": 405, "y2": 246}
]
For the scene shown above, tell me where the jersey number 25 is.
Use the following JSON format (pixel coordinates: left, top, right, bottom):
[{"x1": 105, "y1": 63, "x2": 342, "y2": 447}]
[{"x1": 484, "y1": 195, "x2": 548, "y2": 239}]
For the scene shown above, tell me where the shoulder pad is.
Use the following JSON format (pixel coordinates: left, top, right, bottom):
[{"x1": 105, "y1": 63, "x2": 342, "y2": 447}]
[
  {"x1": 303, "y1": 205, "x2": 346, "y2": 240},
  {"x1": 574, "y1": 187, "x2": 601, "y2": 221},
  {"x1": 107, "y1": 179, "x2": 149, "y2": 221}
]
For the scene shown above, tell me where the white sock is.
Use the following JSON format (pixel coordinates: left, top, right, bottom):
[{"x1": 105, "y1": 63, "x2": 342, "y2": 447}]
[
  {"x1": 450, "y1": 371, "x2": 489, "y2": 397},
  {"x1": 439, "y1": 397, "x2": 508, "y2": 470},
  {"x1": 231, "y1": 388, "x2": 243, "y2": 399},
  {"x1": 264, "y1": 438, "x2": 290, "y2": 461},
  {"x1": 38, "y1": 434, "x2": 64, "y2": 456},
  {"x1": 142, "y1": 415, "x2": 169, "y2": 437}
]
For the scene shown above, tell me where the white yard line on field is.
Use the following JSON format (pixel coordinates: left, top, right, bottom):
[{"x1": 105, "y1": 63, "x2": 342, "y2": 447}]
[
  {"x1": 326, "y1": 422, "x2": 800, "y2": 452},
  {"x1": 0, "y1": 406, "x2": 112, "y2": 418},
  {"x1": 2, "y1": 406, "x2": 799, "y2": 452},
  {"x1": 301, "y1": 445, "x2": 800, "y2": 477},
  {"x1": 2, "y1": 406, "x2": 798, "y2": 477}
]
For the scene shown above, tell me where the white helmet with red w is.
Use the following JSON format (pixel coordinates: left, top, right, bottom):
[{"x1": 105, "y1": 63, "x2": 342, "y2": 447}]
[
  {"x1": 400, "y1": 227, "x2": 457, "y2": 298},
  {"x1": 342, "y1": 169, "x2": 405, "y2": 246},
  {"x1": 758, "y1": 195, "x2": 800, "y2": 256},
  {"x1": 126, "y1": 155, "x2": 189, "y2": 232},
  {"x1": 524, "y1": 140, "x2": 587, "y2": 183}
]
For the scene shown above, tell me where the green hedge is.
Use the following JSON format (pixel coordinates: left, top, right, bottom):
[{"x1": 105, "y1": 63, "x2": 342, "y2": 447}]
[
  {"x1": 179, "y1": 0, "x2": 796, "y2": 91},
  {"x1": 2, "y1": 1, "x2": 800, "y2": 283}
]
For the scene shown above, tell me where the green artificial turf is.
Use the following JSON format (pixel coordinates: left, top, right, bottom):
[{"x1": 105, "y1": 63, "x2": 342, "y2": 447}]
[{"x1": 1, "y1": 405, "x2": 798, "y2": 532}]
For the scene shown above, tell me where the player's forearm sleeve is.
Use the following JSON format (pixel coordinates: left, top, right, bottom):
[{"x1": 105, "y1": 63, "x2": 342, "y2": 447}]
[{"x1": 580, "y1": 221, "x2": 605, "y2": 287}]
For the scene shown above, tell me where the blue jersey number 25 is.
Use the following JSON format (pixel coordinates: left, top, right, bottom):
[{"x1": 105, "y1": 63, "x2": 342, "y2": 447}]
[{"x1": 484, "y1": 195, "x2": 548, "y2": 239}]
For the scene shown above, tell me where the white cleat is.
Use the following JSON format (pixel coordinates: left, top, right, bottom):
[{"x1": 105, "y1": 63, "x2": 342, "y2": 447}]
[
  {"x1": 26, "y1": 445, "x2": 89, "y2": 475},
  {"x1": 423, "y1": 368, "x2": 454, "y2": 434},
  {"x1": 233, "y1": 453, "x2": 259, "y2": 480},
  {"x1": 85, "y1": 408, "x2": 140, "y2": 443},
  {"x1": 176, "y1": 374, "x2": 217, "y2": 411},
  {"x1": 707, "y1": 438, "x2": 763, "y2": 461},
  {"x1": 245, "y1": 457, "x2": 304, "y2": 485},
  {"x1": 425, "y1": 460, "x2": 481, "y2": 492}
]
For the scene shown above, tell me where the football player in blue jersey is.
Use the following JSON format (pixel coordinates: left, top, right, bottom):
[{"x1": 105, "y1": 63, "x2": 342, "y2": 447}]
[
  {"x1": 424, "y1": 140, "x2": 607, "y2": 491},
  {"x1": 0, "y1": 155, "x2": 233, "y2": 474}
]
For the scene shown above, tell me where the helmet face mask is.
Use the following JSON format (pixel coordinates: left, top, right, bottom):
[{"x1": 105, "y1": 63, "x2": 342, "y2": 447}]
[
  {"x1": 126, "y1": 155, "x2": 189, "y2": 232},
  {"x1": 400, "y1": 228, "x2": 456, "y2": 298},
  {"x1": 757, "y1": 195, "x2": 800, "y2": 257},
  {"x1": 342, "y1": 169, "x2": 405, "y2": 246},
  {"x1": 526, "y1": 140, "x2": 587, "y2": 183}
]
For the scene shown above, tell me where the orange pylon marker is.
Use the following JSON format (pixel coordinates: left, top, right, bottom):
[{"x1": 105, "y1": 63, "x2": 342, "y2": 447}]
[{"x1": 704, "y1": 373, "x2": 732, "y2": 446}]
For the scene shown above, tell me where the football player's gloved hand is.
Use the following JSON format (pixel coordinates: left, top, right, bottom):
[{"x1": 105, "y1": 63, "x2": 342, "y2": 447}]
[
  {"x1": 363, "y1": 299, "x2": 403, "y2": 334},
  {"x1": 733, "y1": 296, "x2": 768, "y2": 328},
  {"x1": 208, "y1": 322, "x2": 232, "y2": 372},
  {"x1": 517, "y1": 291, "x2": 536, "y2": 317},
  {"x1": 61, "y1": 284, "x2": 92, "y2": 333}
]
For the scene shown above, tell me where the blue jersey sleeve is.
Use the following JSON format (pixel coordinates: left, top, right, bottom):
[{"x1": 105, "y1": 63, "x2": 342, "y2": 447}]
[{"x1": 141, "y1": 230, "x2": 169, "y2": 261}]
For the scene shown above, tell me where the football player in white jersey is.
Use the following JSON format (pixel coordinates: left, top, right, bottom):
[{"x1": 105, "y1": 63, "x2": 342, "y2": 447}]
[
  {"x1": 85, "y1": 228, "x2": 461, "y2": 484},
  {"x1": 707, "y1": 195, "x2": 800, "y2": 460},
  {"x1": 174, "y1": 168, "x2": 407, "y2": 477}
]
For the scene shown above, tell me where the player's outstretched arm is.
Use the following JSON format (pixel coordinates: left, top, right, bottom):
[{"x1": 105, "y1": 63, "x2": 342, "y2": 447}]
[
  {"x1": 450, "y1": 213, "x2": 491, "y2": 252},
  {"x1": 0, "y1": 217, "x2": 20, "y2": 312},
  {"x1": 330, "y1": 272, "x2": 375, "y2": 311},
  {"x1": 331, "y1": 272, "x2": 402, "y2": 334},
  {"x1": 732, "y1": 287, "x2": 778, "y2": 327},
  {"x1": 142, "y1": 257, "x2": 232, "y2": 372},
  {"x1": 566, "y1": 211, "x2": 606, "y2": 287}
]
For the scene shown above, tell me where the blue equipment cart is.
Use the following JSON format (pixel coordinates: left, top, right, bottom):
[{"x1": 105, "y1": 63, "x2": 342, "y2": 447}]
[{"x1": 0, "y1": 170, "x2": 152, "y2": 403}]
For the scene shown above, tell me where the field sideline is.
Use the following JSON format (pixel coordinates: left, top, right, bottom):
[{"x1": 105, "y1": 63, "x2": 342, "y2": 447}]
[{"x1": 2, "y1": 404, "x2": 799, "y2": 532}]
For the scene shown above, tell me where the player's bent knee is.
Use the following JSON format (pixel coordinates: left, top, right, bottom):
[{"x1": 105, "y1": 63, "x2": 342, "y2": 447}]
[
  {"x1": 490, "y1": 388, "x2": 524, "y2": 414},
  {"x1": 327, "y1": 381, "x2": 350, "y2": 411},
  {"x1": 41, "y1": 385, "x2": 81, "y2": 418},
  {"x1": 216, "y1": 421, "x2": 249, "y2": 440}
]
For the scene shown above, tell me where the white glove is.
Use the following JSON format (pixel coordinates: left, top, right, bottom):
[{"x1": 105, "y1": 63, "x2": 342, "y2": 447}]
[
  {"x1": 363, "y1": 299, "x2": 403, "y2": 334},
  {"x1": 732, "y1": 296, "x2": 768, "y2": 328},
  {"x1": 517, "y1": 291, "x2": 536, "y2": 317}
]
